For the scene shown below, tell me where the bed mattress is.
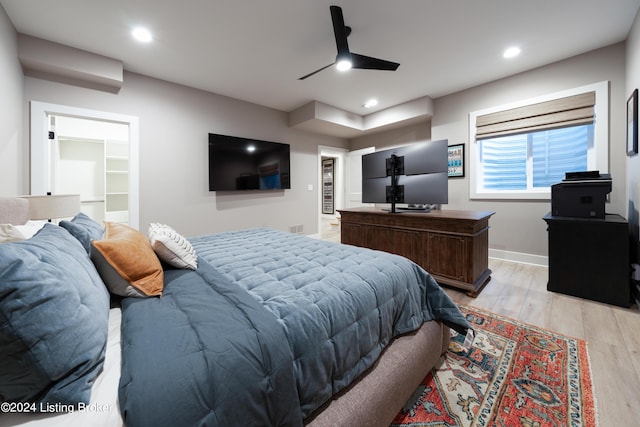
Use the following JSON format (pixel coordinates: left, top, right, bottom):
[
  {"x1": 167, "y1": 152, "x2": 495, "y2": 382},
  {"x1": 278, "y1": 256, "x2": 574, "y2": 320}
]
[{"x1": 118, "y1": 228, "x2": 468, "y2": 426}]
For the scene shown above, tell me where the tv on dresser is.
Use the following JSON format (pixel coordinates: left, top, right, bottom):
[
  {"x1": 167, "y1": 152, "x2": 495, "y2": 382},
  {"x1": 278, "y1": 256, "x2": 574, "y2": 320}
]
[{"x1": 361, "y1": 139, "x2": 448, "y2": 213}]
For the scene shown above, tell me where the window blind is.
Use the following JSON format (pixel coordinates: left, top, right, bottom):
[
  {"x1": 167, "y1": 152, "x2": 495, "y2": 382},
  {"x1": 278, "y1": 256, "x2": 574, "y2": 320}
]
[
  {"x1": 531, "y1": 125, "x2": 589, "y2": 187},
  {"x1": 478, "y1": 124, "x2": 591, "y2": 191},
  {"x1": 475, "y1": 92, "x2": 595, "y2": 140}
]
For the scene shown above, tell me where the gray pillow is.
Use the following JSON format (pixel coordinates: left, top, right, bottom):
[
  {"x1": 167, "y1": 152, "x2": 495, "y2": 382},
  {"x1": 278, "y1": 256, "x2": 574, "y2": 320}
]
[
  {"x1": 0, "y1": 224, "x2": 109, "y2": 406},
  {"x1": 60, "y1": 212, "x2": 104, "y2": 254}
]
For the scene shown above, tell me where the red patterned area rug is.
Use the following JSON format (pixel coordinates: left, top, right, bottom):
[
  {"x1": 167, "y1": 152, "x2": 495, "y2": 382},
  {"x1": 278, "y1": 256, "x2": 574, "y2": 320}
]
[{"x1": 391, "y1": 305, "x2": 597, "y2": 427}]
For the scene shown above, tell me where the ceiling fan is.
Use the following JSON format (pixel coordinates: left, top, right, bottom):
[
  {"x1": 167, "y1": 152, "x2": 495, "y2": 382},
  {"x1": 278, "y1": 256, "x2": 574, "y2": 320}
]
[{"x1": 298, "y1": 5, "x2": 400, "y2": 80}]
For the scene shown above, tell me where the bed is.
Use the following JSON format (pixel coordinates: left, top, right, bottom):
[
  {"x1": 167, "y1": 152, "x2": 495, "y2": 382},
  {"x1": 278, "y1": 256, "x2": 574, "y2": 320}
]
[{"x1": 0, "y1": 197, "x2": 469, "y2": 427}]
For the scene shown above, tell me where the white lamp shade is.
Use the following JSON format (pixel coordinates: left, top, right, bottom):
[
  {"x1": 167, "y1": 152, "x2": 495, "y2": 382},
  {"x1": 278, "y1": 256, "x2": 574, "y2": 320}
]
[{"x1": 20, "y1": 194, "x2": 81, "y2": 220}]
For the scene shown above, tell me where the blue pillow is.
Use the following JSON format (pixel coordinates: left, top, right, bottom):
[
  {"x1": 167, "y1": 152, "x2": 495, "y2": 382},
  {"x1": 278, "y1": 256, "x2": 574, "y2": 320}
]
[
  {"x1": 0, "y1": 224, "x2": 109, "y2": 406},
  {"x1": 60, "y1": 212, "x2": 104, "y2": 254}
]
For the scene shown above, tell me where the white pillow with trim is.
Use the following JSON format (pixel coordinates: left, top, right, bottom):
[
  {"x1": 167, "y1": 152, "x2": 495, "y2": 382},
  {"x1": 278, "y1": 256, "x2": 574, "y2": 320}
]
[
  {"x1": 14, "y1": 220, "x2": 48, "y2": 239},
  {"x1": 0, "y1": 224, "x2": 26, "y2": 243},
  {"x1": 148, "y1": 223, "x2": 197, "y2": 270}
]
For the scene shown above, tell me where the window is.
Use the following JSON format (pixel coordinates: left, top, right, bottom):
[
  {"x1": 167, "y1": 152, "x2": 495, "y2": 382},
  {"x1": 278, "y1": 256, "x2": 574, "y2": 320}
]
[
  {"x1": 479, "y1": 124, "x2": 592, "y2": 191},
  {"x1": 469, "y1": 82, "x2": 609, "y2": 200}
]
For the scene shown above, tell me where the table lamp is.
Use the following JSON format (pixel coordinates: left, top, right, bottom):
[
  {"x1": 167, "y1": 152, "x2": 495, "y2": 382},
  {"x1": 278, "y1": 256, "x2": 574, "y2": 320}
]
[{"x1": 19, "y1": 193, "x2": 81, "y2": 222}]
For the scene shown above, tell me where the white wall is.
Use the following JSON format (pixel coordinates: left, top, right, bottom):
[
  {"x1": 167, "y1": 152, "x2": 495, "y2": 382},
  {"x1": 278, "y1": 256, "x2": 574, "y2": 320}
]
[
  {"x1": 431, "y1": 43, "x2": 627, "y2": 260},
  {"x1": 0, "y1": 5, "x2": 24, "y2": 195},
  {"x1": 4, "y1": 7, "x2": 632, "y2": 261},
  {"x1": 350, "y1": 121, "x2": 430, "y2": 151},
  {"x1": 344, "y1": 45, "x2": 624, "y2": 263},
  {"x1": 22, "y1": 72, "x2": 347, "y2": 237},
  {"x1": 627, "y1": 10, "x2": 640, "y2": 263},
  {"x1": 346, "y1": 44, "x2": 627, "y2": 261}
]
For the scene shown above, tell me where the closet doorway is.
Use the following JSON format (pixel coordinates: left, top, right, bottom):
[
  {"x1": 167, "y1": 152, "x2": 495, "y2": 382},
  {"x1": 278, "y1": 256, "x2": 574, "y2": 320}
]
[
  {"x1": 30, "y1": 101, "x2": 140, "y2": 228},
  {"x1": 317, "y1": 146, "x2": 347, "y2": 240},
  {"x1": 317, "y1": 146, "x2": 375, "y2": 240}
]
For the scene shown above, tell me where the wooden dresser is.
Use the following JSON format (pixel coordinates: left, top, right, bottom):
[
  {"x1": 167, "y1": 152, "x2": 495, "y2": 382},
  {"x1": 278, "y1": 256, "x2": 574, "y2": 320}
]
[{"x1": 338, "y1": 208, "x2": 495, "y2": 296}]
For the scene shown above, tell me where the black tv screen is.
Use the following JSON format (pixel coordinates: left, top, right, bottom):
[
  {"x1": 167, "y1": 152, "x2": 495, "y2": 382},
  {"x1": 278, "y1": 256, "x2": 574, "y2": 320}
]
[
  {"x1": 362, "y1": 139, "x2": 448, "y2": 207},
  {"x1": 208, "y1": 133, "x2": 291, "y2": 191}
]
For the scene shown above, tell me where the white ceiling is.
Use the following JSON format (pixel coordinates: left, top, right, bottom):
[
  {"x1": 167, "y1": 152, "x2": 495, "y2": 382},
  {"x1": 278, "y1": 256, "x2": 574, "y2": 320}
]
[{"x1": 3, "y1": 0, "x2": 640, "y2": 123}]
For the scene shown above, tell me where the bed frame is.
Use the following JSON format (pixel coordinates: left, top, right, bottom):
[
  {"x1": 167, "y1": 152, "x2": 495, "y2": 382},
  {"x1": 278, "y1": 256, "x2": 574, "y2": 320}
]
[
  {"x1": 306, "y1": 322, "x2": 449, "y2": 426},
  {"x1": 0, "y1": 197, "x2": 450, "y2": 427}
]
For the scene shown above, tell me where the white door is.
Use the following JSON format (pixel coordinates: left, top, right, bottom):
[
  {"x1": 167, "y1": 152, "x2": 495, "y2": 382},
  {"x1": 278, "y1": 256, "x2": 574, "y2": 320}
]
[{"x1": 346, "y1": 147, "x2": 375, "y2": 208}]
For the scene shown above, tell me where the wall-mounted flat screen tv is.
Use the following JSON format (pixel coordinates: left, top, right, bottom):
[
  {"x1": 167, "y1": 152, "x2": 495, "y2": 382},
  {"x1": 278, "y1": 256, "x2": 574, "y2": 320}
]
[
  {"x1": 362, "y1": 139, "x2": 448, "y2": 212},
  {"x1": 208, "y1": 133, "x2": 291, "y2": 191}
]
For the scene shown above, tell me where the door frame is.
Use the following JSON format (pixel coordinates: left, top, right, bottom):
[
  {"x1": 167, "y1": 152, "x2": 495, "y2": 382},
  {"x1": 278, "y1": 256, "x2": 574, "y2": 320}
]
[
  {"x1": 30, "y1": 101, "x2": 140, "y2": 229},
  {"x1": 346, "y1": 146, "x2": 375, "y2": 208},
  {"x1": 317, "y1": 146, "x2": 347, "y2": 233}
]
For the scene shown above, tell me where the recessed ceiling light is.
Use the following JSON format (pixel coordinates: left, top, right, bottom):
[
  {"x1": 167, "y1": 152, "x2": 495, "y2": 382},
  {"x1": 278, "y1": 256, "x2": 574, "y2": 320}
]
[
  {"x1": 363, "y1": 99, "x2": 378, "y2": 108},
  {"x1": 246, "y1": 144, "x2": 256, "y2": 153},
  {"x1": 503, "y1": 46, "x2": 521, "y2": 59},
  {"x1": 132, "y1": 27, "x2": 153, "y2": 43}
]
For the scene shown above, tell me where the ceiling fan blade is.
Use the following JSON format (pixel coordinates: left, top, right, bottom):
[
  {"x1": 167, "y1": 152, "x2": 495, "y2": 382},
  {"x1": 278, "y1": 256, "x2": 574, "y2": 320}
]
[
  {"x1": 299, "y1": 5, "x2": 399, "y2": 80},
  {"x1": 351, "y1": 53, "x2": 400, "y2": 71},
  {"x1": 298, "y1": 62, "x2": 335, "y2": 80},
  {"x1": 330, "y1": 5, "x2": 350, "y2": 56}
]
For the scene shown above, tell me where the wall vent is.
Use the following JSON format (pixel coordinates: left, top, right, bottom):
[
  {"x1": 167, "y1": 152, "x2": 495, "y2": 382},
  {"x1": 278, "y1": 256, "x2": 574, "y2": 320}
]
[{"x1": 288, "y1": 224, "x2": 304, "y2": 234}]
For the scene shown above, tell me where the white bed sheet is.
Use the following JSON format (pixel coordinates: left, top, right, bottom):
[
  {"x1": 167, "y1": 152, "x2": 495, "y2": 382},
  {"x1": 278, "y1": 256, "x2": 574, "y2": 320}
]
[{"x1": 0, "y1": 308, "x2": 124, "y2": 427}]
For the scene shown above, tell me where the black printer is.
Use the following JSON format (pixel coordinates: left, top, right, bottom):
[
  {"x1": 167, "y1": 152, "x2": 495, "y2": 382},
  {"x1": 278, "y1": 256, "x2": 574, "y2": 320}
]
[{"x1": 551, "y1": 171, "x2": 611, "y2": 218}]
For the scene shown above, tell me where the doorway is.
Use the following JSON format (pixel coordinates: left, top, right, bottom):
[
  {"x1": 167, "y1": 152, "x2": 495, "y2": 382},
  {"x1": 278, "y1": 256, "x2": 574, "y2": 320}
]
[
  {"x1": 316, "y1": 145, "x2": 375, "y2": 241},
  {"x1": 53, "y1": 116, "x2": 129, "y2": 224},
  {"x1": 317, "y1": 146, "x2": 347, "y2": 241},
  {"x1": 30, "y1": 101, "x2": 140, "y2": 228}
]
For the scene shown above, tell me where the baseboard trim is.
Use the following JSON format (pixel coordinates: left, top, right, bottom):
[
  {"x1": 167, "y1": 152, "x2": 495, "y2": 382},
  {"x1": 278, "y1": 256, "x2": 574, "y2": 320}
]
[{"x1": 489, "y1": 249, "x2": 548, "y2": 267}]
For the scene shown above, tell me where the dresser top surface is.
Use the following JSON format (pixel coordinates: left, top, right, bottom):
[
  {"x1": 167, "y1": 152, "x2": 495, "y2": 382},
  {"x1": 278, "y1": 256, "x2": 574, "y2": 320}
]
[
  {"x1": 543, "y1": 212, "x2": 628, "y2": 224},
  {"x1": 338, "y1": 207, "x2": 495, "y2": 221}
]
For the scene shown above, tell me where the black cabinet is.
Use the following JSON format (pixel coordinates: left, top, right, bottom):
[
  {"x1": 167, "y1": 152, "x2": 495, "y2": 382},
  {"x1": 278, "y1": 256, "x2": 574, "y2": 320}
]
[{"x1": 543, "y1": 213, "x2": 631, "y2": 307}]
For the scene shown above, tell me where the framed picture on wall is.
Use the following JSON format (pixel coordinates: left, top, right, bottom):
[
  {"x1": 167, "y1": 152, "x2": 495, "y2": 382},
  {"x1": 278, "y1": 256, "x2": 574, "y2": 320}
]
[
  {"x1": 447, "y1": 144, "x2": 465, "y2": 178},
  {"x1": 627, "y1": 88, "x2": 638, "y2": 156}
]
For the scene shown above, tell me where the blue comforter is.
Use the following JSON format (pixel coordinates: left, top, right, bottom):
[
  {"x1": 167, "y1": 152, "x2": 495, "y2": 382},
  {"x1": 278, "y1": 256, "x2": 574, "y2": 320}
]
[{"x1": 119, "y1": 228, "x2": 468, "y2": 426}]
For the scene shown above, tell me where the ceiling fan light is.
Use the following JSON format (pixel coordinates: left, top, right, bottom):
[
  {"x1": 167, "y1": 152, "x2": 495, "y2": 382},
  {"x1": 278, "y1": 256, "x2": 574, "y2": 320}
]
[
  {"x1": 336, "y1": 59, "x2": 352, "y2": 71},
  {"x1": 336, "y1": 52, "x2": 352, "y2": 71}
]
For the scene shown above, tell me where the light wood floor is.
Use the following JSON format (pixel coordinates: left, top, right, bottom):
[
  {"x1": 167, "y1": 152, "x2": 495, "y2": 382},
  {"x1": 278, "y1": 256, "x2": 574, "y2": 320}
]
[{"x1": 319, "y1": 218, "x2": 640, "y2": 426}]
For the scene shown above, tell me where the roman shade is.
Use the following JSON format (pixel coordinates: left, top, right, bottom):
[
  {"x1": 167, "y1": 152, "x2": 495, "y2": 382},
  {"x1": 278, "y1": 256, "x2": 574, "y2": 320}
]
[{"x1": 475, "y1": 92, "x2": 595, "y2": 140}]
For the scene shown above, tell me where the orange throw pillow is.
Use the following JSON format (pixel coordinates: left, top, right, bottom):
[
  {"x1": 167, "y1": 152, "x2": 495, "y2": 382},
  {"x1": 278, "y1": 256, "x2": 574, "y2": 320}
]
[{"x1": 91, "y1": 222, "x2": 163, "y2": 297}]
